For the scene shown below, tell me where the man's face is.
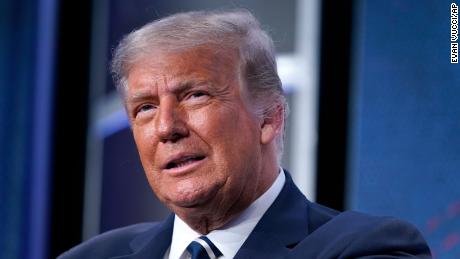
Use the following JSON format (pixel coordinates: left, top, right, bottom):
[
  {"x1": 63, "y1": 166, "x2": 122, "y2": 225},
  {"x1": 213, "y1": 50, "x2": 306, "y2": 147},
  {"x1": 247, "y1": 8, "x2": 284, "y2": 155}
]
[{"x1": 125, "y1": 47, "x2": 271, "y2": 224}]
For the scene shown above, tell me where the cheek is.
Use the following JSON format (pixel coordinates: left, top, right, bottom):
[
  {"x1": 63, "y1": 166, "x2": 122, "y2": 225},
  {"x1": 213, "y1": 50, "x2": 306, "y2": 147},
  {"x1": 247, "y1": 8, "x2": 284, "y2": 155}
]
[
  {"x1": 133, "y1": 126, "x2": 157, "y2": 161},
  {"x1": 186, "y1": 108, "x2": 232, "y2": 142},
  {"x1": 187, "y1": 110, "x2": 211, "y2": 129},
  {"x1": 192, "y1": 106, "x2": 259, "y2": 158}
]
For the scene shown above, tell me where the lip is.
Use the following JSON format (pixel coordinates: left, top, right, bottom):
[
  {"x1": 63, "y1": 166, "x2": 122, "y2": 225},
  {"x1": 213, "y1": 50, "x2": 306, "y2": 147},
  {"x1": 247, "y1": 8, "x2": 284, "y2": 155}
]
[{"x1": 161, "y1": 153, "x2": 207, "y2": 175}]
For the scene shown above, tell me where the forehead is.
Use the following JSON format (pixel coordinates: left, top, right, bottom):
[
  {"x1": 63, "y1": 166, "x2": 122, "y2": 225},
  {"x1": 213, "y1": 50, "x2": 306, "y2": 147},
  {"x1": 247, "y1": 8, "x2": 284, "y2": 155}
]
[{"x1": 127, "y1": 46, "x2": 240, "y2": 88}]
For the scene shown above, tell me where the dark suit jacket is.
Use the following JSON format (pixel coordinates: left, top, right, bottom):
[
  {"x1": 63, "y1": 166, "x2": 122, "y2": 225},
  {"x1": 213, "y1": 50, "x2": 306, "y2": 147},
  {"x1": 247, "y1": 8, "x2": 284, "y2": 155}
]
[{"x1": 58, "y1": 173, "x2": 431, "y2": 258}]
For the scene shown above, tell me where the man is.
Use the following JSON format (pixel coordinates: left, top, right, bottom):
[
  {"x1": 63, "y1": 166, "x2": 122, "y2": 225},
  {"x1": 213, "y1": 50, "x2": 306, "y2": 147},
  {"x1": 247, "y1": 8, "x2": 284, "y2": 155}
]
[{"x1": 59, "y1": 10, "x2": 431, "y2": 259}]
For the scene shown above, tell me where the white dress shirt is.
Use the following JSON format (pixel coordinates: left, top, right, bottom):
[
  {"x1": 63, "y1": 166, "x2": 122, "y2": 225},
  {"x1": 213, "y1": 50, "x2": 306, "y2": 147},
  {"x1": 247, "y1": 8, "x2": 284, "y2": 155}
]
[{"x1": 164, "y1": 169, "x2": 286, "y2": 259}]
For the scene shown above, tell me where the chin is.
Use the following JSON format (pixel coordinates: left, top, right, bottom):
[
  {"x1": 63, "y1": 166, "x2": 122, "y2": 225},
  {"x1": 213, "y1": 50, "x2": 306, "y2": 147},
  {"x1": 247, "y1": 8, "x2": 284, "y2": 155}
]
[
  {"x1": 167, "y1": 183, "x2": 222, "y2": 210},
  {"x1": 169, "y1": 195, "x2": 204, "y2": 208}
]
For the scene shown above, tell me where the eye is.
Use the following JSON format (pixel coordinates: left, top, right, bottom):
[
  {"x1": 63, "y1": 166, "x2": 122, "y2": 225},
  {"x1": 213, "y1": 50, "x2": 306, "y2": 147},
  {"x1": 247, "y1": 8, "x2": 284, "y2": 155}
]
[
  {"x1": 189, "y1": 91, "x2": 208, "y2": 99},
  {"x1": 184, "y1": 91, "x2": 211, "y2": 102},
  {"x1": 183, "y1": 91, "x2": 210, "y2": 106},
  {"x1": 135, "y1": 104, "x2": 156, "y2": 117}
]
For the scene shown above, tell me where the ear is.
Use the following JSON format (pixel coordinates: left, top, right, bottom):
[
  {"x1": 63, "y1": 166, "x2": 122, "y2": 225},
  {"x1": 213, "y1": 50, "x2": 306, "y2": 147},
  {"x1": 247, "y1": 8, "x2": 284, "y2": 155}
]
[{"x1": 260, "y1": 104, "x2": 284, "y2": 145}]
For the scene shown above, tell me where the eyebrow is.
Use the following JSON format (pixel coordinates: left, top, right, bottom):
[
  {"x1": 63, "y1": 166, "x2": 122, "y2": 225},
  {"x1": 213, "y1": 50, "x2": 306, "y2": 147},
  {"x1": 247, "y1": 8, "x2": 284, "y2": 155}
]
[
  {"x1": 126, "y1": 91, "x2": 155, "y2": 104},
  {"x1": 126, "y1": 79, "x2": 207, "y2": 104},
  {"x1": 171, "y1": 80, "x2": 197, "y2": 94}
]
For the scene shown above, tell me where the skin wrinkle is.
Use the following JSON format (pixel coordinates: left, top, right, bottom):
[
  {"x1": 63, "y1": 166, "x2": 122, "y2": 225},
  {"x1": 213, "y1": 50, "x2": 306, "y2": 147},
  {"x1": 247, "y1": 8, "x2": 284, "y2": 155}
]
[
  {"x1": 125, "y1": 45, "x2": 282, "y2": 234},
  {"x1": 122, "y1": 44, "x2": 237, "y2": 94}
]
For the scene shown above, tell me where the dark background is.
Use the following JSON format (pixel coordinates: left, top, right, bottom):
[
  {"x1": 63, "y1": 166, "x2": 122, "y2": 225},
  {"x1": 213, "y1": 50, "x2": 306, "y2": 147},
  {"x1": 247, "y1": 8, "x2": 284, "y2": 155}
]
[{"x1": 1, "y1": 0, "x2": 459, "y2": 258}]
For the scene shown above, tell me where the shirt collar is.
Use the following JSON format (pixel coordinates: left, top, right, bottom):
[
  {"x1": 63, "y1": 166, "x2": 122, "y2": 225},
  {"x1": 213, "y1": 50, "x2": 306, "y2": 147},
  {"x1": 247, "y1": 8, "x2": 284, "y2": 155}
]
[{"x1": 168, "y1": 169, "x2": 286, "y2": 259}]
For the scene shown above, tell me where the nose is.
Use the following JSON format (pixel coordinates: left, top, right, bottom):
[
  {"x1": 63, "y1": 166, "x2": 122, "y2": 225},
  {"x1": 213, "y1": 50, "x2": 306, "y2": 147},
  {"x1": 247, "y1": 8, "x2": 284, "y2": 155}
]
[{"x1": 154, "y1": 97, "x2": 188, "y2": 142}]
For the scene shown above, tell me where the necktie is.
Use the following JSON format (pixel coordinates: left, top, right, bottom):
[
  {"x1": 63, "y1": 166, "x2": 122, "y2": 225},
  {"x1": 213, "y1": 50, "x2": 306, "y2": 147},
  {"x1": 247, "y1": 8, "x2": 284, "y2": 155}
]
[{"x1": 186, "y1": 236, "x2": 223, "y2": 259}]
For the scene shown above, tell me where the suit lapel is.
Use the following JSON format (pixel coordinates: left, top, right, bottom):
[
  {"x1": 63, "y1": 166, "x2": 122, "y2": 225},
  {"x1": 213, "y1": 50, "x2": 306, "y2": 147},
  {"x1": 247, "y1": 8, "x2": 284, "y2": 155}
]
[
  {"x1": 112, "y1": 214, "x2": 174, "y2": 259},
  {"x1": 234, "y1": 172, "x2": 311, "y2": 258}
]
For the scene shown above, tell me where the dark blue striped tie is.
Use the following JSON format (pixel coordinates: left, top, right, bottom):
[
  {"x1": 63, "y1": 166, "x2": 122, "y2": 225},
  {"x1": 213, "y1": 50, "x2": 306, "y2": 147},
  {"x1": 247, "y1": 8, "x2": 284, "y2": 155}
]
[{"x1": 186, "y1": 236, "x2": 223, "y2": 259}]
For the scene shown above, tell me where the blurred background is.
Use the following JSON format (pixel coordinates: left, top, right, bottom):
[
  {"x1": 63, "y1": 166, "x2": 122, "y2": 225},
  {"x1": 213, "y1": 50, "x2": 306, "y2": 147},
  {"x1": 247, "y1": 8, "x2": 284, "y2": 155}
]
[{"x1": 1, "y1": 0, "x2": 459, "y2": 258}]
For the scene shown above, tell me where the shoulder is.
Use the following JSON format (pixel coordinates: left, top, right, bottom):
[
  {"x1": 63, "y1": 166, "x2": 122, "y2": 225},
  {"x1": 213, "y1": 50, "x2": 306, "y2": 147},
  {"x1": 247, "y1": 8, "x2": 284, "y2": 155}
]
[
  {"x1": 290, "y1": 207, "x2": 432, "y2": 258},
  {"x1": 57, "y1": 222, "x2": 159, "y2": 259},
  {"x1": 324, "y1": 211, "x2": 425, "y2": 244},
  {"x1": 329, "y1": 211, "x2": 431, "y2": 258}
]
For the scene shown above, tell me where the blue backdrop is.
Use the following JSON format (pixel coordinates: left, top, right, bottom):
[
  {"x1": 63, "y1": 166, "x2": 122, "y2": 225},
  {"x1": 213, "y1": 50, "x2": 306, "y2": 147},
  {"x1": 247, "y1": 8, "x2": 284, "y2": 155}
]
[
  {"x1": 0, "y1": 0, "x2": 56, "y2": 258},
  {"x1": 348, "y1": 1, "x2": 460, "y2": 258}
]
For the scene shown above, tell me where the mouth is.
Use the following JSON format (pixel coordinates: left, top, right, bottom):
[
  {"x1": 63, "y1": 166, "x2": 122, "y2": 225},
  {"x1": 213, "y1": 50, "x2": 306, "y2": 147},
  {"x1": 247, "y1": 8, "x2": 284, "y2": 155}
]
[{"x1": 164, "y1": 154, "x2": 206, "y2": 170}]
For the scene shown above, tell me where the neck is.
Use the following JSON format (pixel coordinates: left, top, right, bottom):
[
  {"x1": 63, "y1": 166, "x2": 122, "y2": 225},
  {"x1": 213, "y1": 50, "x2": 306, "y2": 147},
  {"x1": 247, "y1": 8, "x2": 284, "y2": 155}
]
[{"x1": 176, "y1": 164, "x2": 279, "y2": 234}]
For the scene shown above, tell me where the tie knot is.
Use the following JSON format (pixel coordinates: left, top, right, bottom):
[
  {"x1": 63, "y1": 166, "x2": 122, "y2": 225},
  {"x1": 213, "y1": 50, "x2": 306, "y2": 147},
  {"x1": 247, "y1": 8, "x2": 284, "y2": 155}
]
[{"x1": 186, "y1": 236, "x2": 223, "y2": 259}]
